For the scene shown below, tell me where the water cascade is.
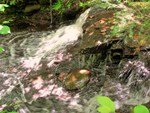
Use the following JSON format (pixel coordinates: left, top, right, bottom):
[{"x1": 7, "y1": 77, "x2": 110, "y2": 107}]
[{"x1": 0, "y1": 8, "x2": 91, "y2": 72}]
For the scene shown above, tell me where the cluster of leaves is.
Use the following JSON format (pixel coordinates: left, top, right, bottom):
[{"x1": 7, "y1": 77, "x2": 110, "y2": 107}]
[
  {"x1": 97, "y1": 96, "x2": 115, "y2": 113},
  {"x1": 96, "y1": 96, "x2": 150, "y2": 113},
  {"x1": 52, "y1": 0, "x2": 96, "y2": 16},
  {"x1": 79, "y1": 1, "x2": 92, "y2": 7},
  {"x1": 53, "y1": 0, "x2": 71, "y2": 15},
  {"x1": 0, "y1": 0, "x2": 23, "y2": 5},
  {"x1": 0, "y1": 4, "x2": 11, "y2": 35},
  {"x1": 0, "y1": 4, "x2": 11, "y2": 54}
]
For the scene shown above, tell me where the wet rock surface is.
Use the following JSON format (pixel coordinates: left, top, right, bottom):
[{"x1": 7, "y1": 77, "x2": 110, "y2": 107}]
[{"x1": 63, "y1": 69, "x2": 90, "y2": 90}]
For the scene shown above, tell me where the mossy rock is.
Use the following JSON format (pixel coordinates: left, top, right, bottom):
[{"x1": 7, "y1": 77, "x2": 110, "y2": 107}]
[{"x1": 64, "y1": 69, "x2": 90, "y2": 90}]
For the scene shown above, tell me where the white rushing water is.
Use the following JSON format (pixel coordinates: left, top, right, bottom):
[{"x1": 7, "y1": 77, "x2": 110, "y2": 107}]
[
  {"x1": 21, "y1": 8, "x2": 91, "y2": 70},
  {"x1": 0, "y1": 8, "x2": 91, "y2": 102}
]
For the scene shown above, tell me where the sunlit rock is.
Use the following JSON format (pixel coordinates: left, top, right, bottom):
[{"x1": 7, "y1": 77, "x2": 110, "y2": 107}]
[{"x1": 64, "y1": 69, "x2": 90, "y2": 90}]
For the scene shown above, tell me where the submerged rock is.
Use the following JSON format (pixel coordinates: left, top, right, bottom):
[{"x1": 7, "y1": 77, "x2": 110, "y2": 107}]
[{"x1": 64, "y1": 69, "x2": 90, "y2": 90}]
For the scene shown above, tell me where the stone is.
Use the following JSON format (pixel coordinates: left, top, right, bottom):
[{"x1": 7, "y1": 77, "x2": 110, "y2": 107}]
[{"x1": 64, "y1": 69, "x2": 90, "y2": 90}]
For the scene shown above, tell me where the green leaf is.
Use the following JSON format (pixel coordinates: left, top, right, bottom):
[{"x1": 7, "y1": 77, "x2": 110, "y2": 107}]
[
  {"x1": 0, "y1": 110, "x2": 17, "y2": 113},
  {"x1": 132, "y1": 105, "x2": 149, "y2": 113},
  {"x1": 2, "y1": 20, "x2": 13, "y2": 24},
  {"x1": 79, "y1": 2, "x2": 84, "y2": 7},
  {"x1": 53, "y1": 1, "x2": 62, "y2": 11},
  {"x1": 97, "y1": 96, "x2": 115, "y2": 113},
  {"x1": 0, "y1": 25, "x2": 11, "y2": 34},
  {"x1": 0, "y1": 4, "x2": 9, "y2": 12},
  {"x1": 97, "y1": 106, "x2": 112, "y2": 113},
  {"x1": 0, "y1": 47, "x2": 5, "y2": 54}
]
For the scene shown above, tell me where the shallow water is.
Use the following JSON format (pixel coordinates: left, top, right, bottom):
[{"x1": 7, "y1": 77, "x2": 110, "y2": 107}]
[{"x1": 0, "y1": 8, "x2": 91, "y2": 72}]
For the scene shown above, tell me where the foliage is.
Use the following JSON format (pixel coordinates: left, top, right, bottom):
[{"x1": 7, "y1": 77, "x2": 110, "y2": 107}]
[
  {"x1": 0, "y1": 4, "x2": 10, "y2": 54},
  {"x1": 79, "y1": 1, "x2": 91, "y2": 7},
  {"x1": 96, "y1": 96, "x2": 150, "y2": 113},
  {"x1": 0, "y1": 4, "x2": 9, "y2": 11},
  {"x1": 52, "y1": 0, "x2": 72, "y2": 15},
  {"x1": 131, "y1": 105, "x2": 149, "y2": 113},
  {"x1": 0, "y1": 47, "x2": 5, "y2": 54},
  {"x1": 0, "y1": 111, "x2": 17, "y2": 113},
  {"x1": 79, "y1": 0, "x2": 117, "y2": 9},
  {"x1": 107, "y1": 2, "x2": 150, "y2": 51},
  {"x1": 0, "y1": 25, "x2": 11, "y2": 34},
  {"x1": 96, "y1": 96, "x2": 116, "y2": 113},
  {"x1": 0, "y1": 0, "x2": 23, "y2": 5},
  {"x1": 0, "y1": 4, "x2": 11, "y2": 35}
]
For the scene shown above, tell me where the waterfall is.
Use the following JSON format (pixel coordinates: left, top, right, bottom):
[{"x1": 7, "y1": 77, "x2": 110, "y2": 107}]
[{"x1": 19, "y1": 8, "x2": 90, "y2": 68}]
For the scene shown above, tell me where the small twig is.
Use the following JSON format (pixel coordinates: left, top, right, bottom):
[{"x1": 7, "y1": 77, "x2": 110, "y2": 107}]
[{"x1": 17, "y1": 78, "x2": 27, "y2": 102}]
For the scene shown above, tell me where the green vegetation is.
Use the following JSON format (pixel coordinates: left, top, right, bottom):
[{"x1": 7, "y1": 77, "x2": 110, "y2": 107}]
[
  {"x1": 0, "y1": 4, "x2": 9, "y2": 11},
  {"x1": 0, "y1": 4, "x2": 10, "y2": 54},
  {"x1": 97, "y1": 96, "x2": 116, "y2": 113},
  {"x1": 0, "y1": 47, "x2": 5, "y2": 54},
  {"x1": 131, "y1": 105, "x2": 149, "y2": 113},
  {"x1": 107, "y1": 1, "x2": 150, "y2": 51},
  {"x1": 0, "y1": 0, "x2": 23, "y2": 5},
  {"x1": 0, "y1": 25, "x2": 11, "y2": 34},
  {"x1": 0, "y1": 4, "x2": 11, "y2": 35},
  {"x1": 0, "y1": 111, "x2": 17, "y2": 113},
  {"x1": 96, "y1": 96, "x2": 150, "y2": 113},
  {"x1": 52, "y1": 0, "x2": 72, "y2": 14}
]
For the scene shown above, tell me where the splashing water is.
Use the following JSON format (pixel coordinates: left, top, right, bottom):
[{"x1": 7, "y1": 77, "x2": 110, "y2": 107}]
[
  {"x1": 22, "y1": 8, "x2": 91, "y2": 70},
  {"x1": 0, "y1": 8, "x2": 91, "y2": 104},
  {"x1": 0, "y1": 8, "x2": 91, "y2": 72}
]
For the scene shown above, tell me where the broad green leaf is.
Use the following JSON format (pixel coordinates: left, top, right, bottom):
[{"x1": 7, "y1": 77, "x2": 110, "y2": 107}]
[
  {"x1": 132, "y1": 105, "x2": 149, "y2": 113},
  {"x1": 0, "y1": 25, "x2": 11, "y2": 34},
  {"x1": 0, "y1": 47, "x2": 5, "y2": 54},
  {"x1": 2, "y1": 20, "x2": 13, "y2": 24},
  {"x1": 0, "y1": 4, "x2": 9, "y2": 12},
  {"x1": 0, "y1": 111, "x2": 18, "y2": 113},
  {"x1": 97, "y1": 96, "x2": 115, "y2": 112},
  {"x1": 97, "y1": 106, "x2": 113, "y2": 113}
]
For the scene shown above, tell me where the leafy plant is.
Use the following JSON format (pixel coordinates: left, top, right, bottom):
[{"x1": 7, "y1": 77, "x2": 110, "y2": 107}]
[
  {"x1": 79, "y1": 1, "x2": 91, "y2": 7},
  {"x1": 131, "y1": 105, "x2": 149, "y2": 113},
  {"x1": 0, "y1": 25, "x2": 11, "y2": 34},
  {"x1": 0, "y1": 4, "x2": 11, "y2": 35},
  {"x1": 0, "y1": 47, "x2": 5, "y2": 54},
  {"x1": 0, "y1": 4, "x2": 10, "y2": 54},
  {"x1": 96, "y1": 96, "x2": 150, "y2": 113},
  {"x1": 96, "y1": 96, "x2": 116, "y2": 113},
  {"x1": 53, "y1": 0, "x2": 62, "y2": 11},
  {"x1": 0, "y1": 0, "x2": 23, "y2": 5},
  {"x1": 0, "y1": 4, "x2": 9, "y2": 11},
  {"x1": 0, "y1": 110, "x2": 18, "y2": 113},
  {"x1": 53, "y1": 0, "x2": 72, "y2": 16}
]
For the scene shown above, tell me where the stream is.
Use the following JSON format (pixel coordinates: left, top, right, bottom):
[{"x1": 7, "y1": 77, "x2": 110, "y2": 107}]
[
  {"x1": 0, "y1": 8, "x2": 90, "y2": 72},
  {"x1": 0, "y1": 6, "x2": 150, "y2": 113}
]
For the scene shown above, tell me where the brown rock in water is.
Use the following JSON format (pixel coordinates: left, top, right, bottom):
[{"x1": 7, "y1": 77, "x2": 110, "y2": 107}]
[{"x1": 64, "y1": 69, "x2": 90, "y2": 90}]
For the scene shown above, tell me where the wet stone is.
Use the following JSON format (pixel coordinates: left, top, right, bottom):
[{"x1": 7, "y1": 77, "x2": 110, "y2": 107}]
[{"x1": 63, "y1": 69, "x2": 90, "y2": 90}]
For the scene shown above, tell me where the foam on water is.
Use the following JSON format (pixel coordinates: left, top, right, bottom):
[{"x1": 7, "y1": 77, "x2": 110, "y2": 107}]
[{"x1": 21, "y1": 8, "x2": 91, "y2": 70}]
